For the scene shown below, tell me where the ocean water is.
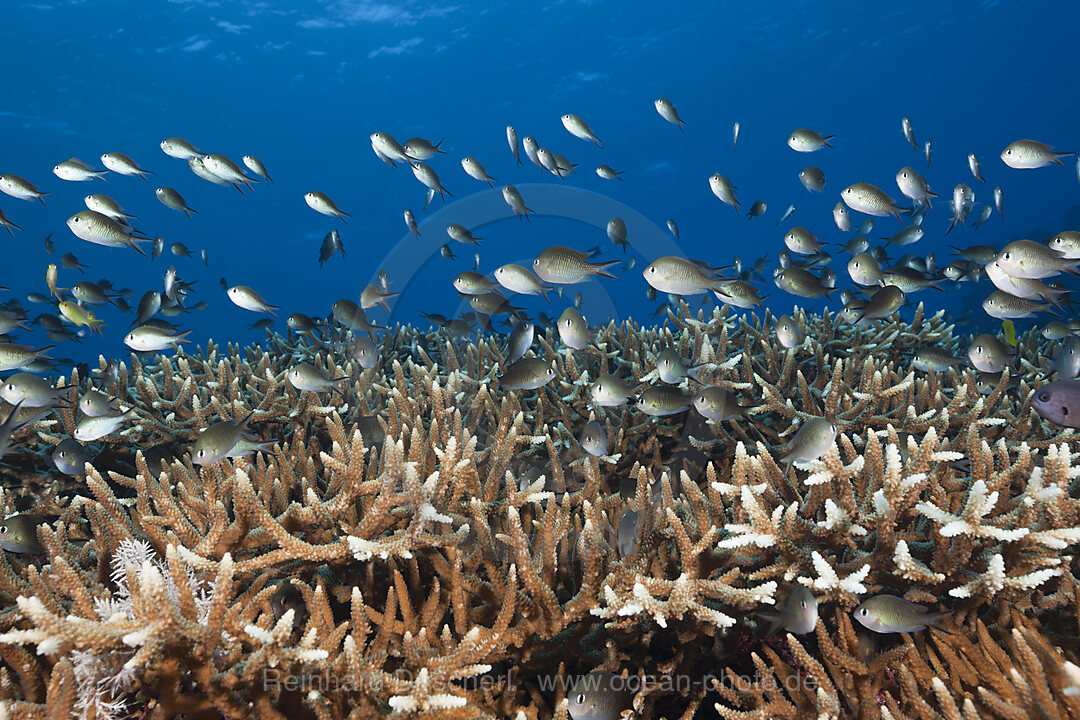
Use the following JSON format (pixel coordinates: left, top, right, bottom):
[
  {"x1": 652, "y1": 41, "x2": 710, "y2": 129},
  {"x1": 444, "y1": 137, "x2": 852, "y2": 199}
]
[{"x1": 1, "y1": 0, "x2": 1078, "y2": 364}]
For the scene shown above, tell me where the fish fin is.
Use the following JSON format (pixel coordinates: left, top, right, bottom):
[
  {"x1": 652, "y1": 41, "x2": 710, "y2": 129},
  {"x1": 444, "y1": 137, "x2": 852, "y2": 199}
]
[{"x1": 755, "y1": 611, "x2": 786, "y2": 638}]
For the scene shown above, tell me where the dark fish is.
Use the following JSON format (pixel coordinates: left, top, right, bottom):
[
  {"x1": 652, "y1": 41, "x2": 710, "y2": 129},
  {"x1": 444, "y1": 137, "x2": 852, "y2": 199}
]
[
  {"x1": 0, "y1": 513, "x2": 48, "y2": 554},
  {"x1": 319, "y1": 229, "x2": 346, "y2": 269},
  {"x1": 1033, "y1": 380, "x2": 1080, "y2": 428}
]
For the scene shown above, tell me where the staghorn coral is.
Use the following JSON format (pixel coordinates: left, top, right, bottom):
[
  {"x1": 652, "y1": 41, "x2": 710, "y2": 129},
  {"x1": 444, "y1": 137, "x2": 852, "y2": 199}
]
[{"x1": 0, "y1": 303, "x2": 1076, "y2": 718}]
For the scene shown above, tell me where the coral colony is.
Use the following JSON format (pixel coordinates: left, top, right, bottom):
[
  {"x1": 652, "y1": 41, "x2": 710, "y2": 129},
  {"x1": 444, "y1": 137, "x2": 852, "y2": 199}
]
[{"x1": 0, "y1": 301, "x2": 1079, "y2": 719}]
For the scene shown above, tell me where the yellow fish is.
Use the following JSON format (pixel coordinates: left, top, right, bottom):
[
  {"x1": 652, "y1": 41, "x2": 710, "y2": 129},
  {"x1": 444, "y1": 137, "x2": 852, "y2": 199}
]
[
  {"x1": 46, "y1": 264, "x2": 67, "y2": 300},
  {"x1": 1002, "y1": 320, "x2": 1017, "y2": 347},
  {"x1": 57, "y1": 301, "x2": 104, "y2": 335}
]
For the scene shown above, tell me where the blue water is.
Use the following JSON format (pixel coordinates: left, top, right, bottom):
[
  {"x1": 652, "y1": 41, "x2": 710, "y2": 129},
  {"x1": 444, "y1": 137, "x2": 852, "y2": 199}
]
[{"x1": 2, "y1": 0, "x2": 1078, "y2": 367}]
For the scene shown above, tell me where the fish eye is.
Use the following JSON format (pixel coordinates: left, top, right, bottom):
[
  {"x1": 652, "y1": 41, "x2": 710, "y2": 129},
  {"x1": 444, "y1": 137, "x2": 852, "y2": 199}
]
[
  {"x1": 1038, "y1": 391, "x2": 1051, "y2": 402},
  {"x1": 576, "y1": 694, "x2": 585, "y2": 704},
  {"x1": 73, "y1": 217, "x2": 79, "y2": 223},
  {"x1": 800, "y1": 600, "x2": 807, "y2": 608},
  {"x1": 196, "y1": 449, "x2": 205, "y2": 458},
  {"x1": 648, "y1": 267, "x2": 656, "y2": 273},
  {"x1": 1007, "y1": 150, "x2": 1012, "y2": 155},
  {"x1": 0, "y1": 526, "x2": 5, "y2": 534},
  {"x1": 859, "y1": 608, "x2": 868, "y2": 616}
]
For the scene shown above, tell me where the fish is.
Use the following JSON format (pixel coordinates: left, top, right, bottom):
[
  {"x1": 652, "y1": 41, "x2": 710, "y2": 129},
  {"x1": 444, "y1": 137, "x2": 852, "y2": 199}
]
[
  {"x1": 1046, "y1": 336, "x2": 1080, "y2": 379},
  {"x1": 854, "y1": 595, "x2": 950, "y2": 634},
  {"x1": 901, "y1": 117, "x2": 917, "y2": 147},
  {"x1": 895, "y1": 167, "x2": 937, "y2": 209},
  {"x1": 607, "y1": 218, "x2": 628, "y2": 252},
  {"x1": 832, "y1": 202, "x2": 851, "y2": 232},
  {"x1": 66, "y1": 211, "x2": 148, "y2": 254},
  {"x1": 733, "y1": 121, "x2": 741, "y2": 149},
  {"x1": 713, "y1": 279, "x2": 766, "y2": 309},
  {"x1": 666, "y1": 219, "x2": 679, "y2": 238},
  {"x1": 53, "y1": 158, "x2": 108, "y2": 182},
  {"x1": 446, "y1": 224, "x2": 482, "y2": 245},
  {"x1": 1048, "y1": 231, "x2": 1080, "y2": 259},
  {"x1": 101, "y1": 152, "x2": 153, "y2": 181},
  {"x1": 461, "y1": 157, "x2": 497, "y2": 187},
  {"x1": 968, "y1": 153, "x2": 984, "y2": 182},
  {"x1": 155, "y1": 187, "x2": 197, "y2": 219},
  {"x1": 567, "y1": 670, "x2": 633, "y2": 720},
  {"x1": 1041, "y1": 321, "x2": 1074, "y2": 341},
  {"x1": 773, "y1": 267, "x2": 832, "y2": 299},
  {"x1": 404, "y1": 209, "x2": 421, "y2": 238},
  {"x1": 192, "y1": 412, "x2": 257, "y2": 465},
  {"x1": 692, "y1": 387, "x2": 748, "y2": 421},
  {"x1": 242, "y1": 155, "x2": 272, "y2": 183},
  {"x1": 985, "y1": 261, "x2": 1068, "y2": 307},
  {"x1": 506, "y1": 320, "x2": 534, "y2": 363},
  {"x1": 319, "y1": 229, "x2": 346, "y2": 268},
  {"x1": 557, "y1": 307, "x2": 592, "y2": 350},
  {"x1": 655, "y1": 348, "x2": 706, "y2": 384},
  {"x1": 0, "y1": 513, "x2": 48, "y2": 554},
  {"x1": 708, "y1": 173, "x2": 740, "y2": 211},
  {"x1": 493, "y1": 264, "x2": 551, "y2": 300},
  {"x1": 643, "y1": 257, "x2": 724, "y2": 295},
  {"x1": 967, "y1": 333, "x2": 1013, "y2": 373},
  {"x1": 370, "y1": 132, "x2": 419, "y2": 165},
  {"x1": 994, "y1": 239, "x2": 1080, "y2": 279},
  {"x1": 52, "y1": 438, "x2": 94, "y2": 476},
  {"x1": 578, "y1": 420, "x2": 608, "y2": 456},
  {"x1": 747, "y1": 200, "x2": 767, "y2": 219},
  {"x1": 1000, "y1": 139, "x2": 1074, "y2": 169},
  {"x1": 0, "y1": 343, "x2": 56, "y2": 371},
  {"x1": 654, "y1": 97, "x2": 685, "y2": 129},
  {"x1": 79, "y1": 387, "x2": 121, "y2": 417},
  {"x1": 188, "y1": 156, "x2": 237, "y2": 190},
  {"x1": 924, "y1": 140, "x2": 932, "y2": 166},
  {"x1": 412, "y1": 161, "x2": 453, "y2": 200},
  {"x1": 912, "y1": 347, "x2": 962, "y2": 372},
  {"x1": 591, "y1": 374, "x2": 634, "y2": 407},
  {"x1": 982, "y1": 290, "x2": 1056, "y2": 319},
  {"x1": 160, "y1": 137, "x2": 201, "y2": 159},
  {"x1": 534, "y1": 246, "x2": 618, "y2": 284},
  {"x1": 993, "y1": 186, "x2": 1004, "y2": 217},
  {"x1": 841, "y1": 182, "x2": 903, "y2": 220},
  {"x1": 227, "y1": 286, "x2": 279, "y2": 316},
  {"x1": 775, "y1": 204, "x2": 795, "y2": 226},
  {"x1": 617, "y1": 509, "x2": 642, "y2": 558},
  {"x1": 498, "y1": 358, "x2": 556, "y2": 391},
  {"x1": 450, "y1": 272, "x2": 497, "y2": 300},
  {"x1": 402, "y1": 137, "x2": 445, "y2": 160},
  {"x1": 561, "y1": 113, "x2": 602, "y2": 146},
  {"x1": 783, "y1": 227, "x2": 825, "y2": 255},
  {"x1": 350, "y1": 336, "x2": 379, "y2": 369},
  {"x1": 595, "y1": 165, "x2": 623, "y2": 181},
  {"x1": 203, "y1": 153, "x2": 257, "y2": 191},
  {"x1": 787, "y1": 128, "x2": 834, "y2": 152},
  {"x1": 506, "y1": 126, "x2": 521, "y2": 164},
  {"x1": 847, "y1": 253, "x2": 884, "y2": 287},
  {"x1": 799, "y1": 166, "x2": 825, "y2": 192},
  {"x1": 0, "y1": 174, "x2": 48, "y2": 204},
  {"x1": 287, "y1": 363, "x2": 348, "y2": 393},
  {"x1": 502, "y1": 185, "x2": 534, "y2": 222},
  {"x1": 780, "y1": 418, "x2": 837, "y2": 464},
  {"x1": 854, "y1": 285, "x2": 906, "y2": 320},
  {"x1": 0, "y1": 373, "x2": 69, "y2": 408},
  {"x1": 1033, "y1": 380, "x2": 1080, "y2": 428},
  {"x1": 635, "y1": 386, "x2": 690, "y2": 416},
  {"x1": 775, "y1": 314, "x2": 804, "y2": 348},
  {"x1": 756, "y1": 586, "x2": 818, "y2": 637},
  {"x1": 74, "y1": 408, "x2": 138, "y2": 442},
  {"x1": 522, "y1": 136, "x2": 540, "y2": 166},
  {"x1": 124, "y1": 325, "x2": 192, "y2": 352},
  {"x1": 304, "y1": 191, "x2": 349, "y2": 223}
]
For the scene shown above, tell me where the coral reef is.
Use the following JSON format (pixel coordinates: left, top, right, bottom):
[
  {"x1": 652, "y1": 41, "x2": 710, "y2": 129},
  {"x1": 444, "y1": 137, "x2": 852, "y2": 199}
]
[{"x1": 0, "y1": 302, "x2": 1078, "y2": 719}]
